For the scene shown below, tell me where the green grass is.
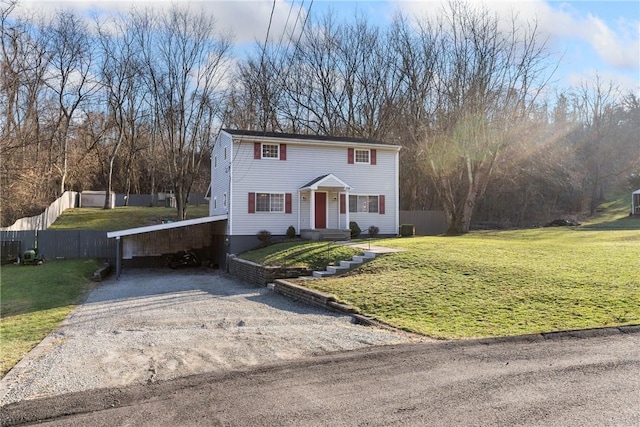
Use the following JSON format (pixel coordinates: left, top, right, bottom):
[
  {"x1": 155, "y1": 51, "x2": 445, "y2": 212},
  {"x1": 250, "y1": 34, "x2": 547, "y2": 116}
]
[
  {"x1": 0, "y1": 259, "x2": 100, "y2": 377},
  {"x1": 293, "y1": 228, "x2": 639, "y2": 338},
  {"x1": 49, "y1": 205, "x2": 209, "y2": 231},
  {"x1": 581, "y1": 196, "x2": 640, "y2": 230},
  {"x1": 239, "y1": 240, "x2": 363, "y2": 270}
]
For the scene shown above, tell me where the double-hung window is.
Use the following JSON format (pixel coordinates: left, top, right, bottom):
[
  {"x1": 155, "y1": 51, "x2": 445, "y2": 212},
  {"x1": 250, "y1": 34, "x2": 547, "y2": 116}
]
[
  {"x1": 354, "y1": 149, "x2": 370, "y2": 164},
  {"x1": 262, "y1": 144, "x2": 279, "y2": 159},
  {"x1": 348, "y1": 195, "x2": 378, "y2": 213},
  {"x1": 256, "y1": 193, "x2": 284, "y2": 213}
]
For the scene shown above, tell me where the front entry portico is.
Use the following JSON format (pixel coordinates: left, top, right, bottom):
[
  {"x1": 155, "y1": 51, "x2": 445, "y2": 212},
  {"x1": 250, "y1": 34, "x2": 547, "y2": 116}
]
[{"x1": 299, "y1": 174, "x2": 352, "y2": 240}]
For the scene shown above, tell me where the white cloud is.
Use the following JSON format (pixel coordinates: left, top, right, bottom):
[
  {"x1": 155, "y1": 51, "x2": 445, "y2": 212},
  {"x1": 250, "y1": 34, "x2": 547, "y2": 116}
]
[
  {"x1": 395, "y1": 0, "x2": 640, "y2": 90},
  {"x1": 584, "y1": 14, "x2": 639, "y2": 70},
  {"x1": 14, "y1": 1, "x2": 305, "y2": 46},
  {"x1": 567, "y1": 69, "x2": 640, "y2": 95}
]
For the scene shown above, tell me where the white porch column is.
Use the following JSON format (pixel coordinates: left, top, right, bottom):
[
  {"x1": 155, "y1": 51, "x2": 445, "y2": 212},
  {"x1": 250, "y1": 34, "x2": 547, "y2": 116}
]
[
  {"x1": 297, "y1": 191, "x2": 301, "y2": 233},
  {"x1": 310, "y1": 189, "x2": 315, "y2": 230},
  {"x1": 344, "y1": 188, "x2": 350, "y2": 229}
]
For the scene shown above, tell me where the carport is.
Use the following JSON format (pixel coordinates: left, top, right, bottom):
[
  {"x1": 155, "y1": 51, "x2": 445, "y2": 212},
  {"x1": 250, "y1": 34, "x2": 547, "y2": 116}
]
[{"x1": 107, "y1": 215, "x2": 227, "y2": 278}]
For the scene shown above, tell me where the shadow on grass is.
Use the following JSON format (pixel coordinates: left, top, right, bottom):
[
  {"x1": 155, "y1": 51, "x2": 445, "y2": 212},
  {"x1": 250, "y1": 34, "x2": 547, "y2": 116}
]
[
  {"x1": 0, "y1": 259, "x2": 100, "y2": 318},
  {"x1": 582, "y1": 215, "x2": 640, "y2": 230}
]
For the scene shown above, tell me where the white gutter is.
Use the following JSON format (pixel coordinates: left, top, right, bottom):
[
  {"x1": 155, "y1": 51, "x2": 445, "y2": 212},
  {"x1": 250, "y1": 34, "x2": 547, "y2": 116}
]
[
  {"x1": 229, "y1": 134, "x2": 401, "y2": 151},
  {"x1": 106, "y1": 215, "x2": 228, "y2": 239}
]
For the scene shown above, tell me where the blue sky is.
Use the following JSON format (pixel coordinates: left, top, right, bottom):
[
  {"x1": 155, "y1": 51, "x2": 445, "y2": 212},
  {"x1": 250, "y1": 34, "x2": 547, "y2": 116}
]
[{"x1": 16, "y1": 0, "x2": 640, "y2": 94}]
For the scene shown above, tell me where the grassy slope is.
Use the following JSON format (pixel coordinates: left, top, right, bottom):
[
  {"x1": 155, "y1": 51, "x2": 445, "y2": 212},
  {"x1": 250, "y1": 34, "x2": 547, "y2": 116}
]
[
  {"x1": 239, "y1": 241, "x2": 363, "y2": 270},
  {"x1": 0, "y1": 259, "x2": 100, "y2": 377},
  {"x1": 49, "y1": 205, "x2": 210, "y2": 231},
  {"x1": 278, "y1": 197, "x2": 640, "y2": 338},
  {"x1": 298, "y1": 228, "x2": 639, "y2": 338}
]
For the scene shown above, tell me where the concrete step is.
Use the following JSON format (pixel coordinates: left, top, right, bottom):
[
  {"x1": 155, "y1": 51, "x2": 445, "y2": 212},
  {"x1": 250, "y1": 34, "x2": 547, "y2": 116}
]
[
  {"x1": 326, "y1": 265, "x2": 348, "y2": 274},
  {"x1": 340, "y1": 260, "x2": 361, "y2": 268},
  {"x1": 364, "y1": 251, "x2": 376, "y2": 259},
  {"x1": 312, "y1": 270, "x2": 334, "y2": 278}
]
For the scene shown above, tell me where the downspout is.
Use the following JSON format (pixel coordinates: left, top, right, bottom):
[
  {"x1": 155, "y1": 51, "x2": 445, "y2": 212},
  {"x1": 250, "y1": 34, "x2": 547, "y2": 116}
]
[
  {"x1": 228, "y1": 136, "x2": 233, "y2": 236},
  {"x1": 297, "y1": 191, "x2": 301, "y2": 233},
  {"x1": 395, "y1": 150, "x2": 400, "y2": 235}
]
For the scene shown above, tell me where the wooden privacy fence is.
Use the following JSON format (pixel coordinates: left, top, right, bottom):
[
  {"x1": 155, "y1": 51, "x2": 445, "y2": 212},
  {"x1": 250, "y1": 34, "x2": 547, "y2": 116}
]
[
  {"x1": 399, "y1": 210, "x2": 448, "y2": 235},
  {"x1": 0, "y1": 191, "x2": 78, "y2": 231},
  {"x1": 0, "y1": 230, "x2": 115, "y2": 260},
  {"x1": 38, "y1": 231, "x2": 116, "y2": 260}
]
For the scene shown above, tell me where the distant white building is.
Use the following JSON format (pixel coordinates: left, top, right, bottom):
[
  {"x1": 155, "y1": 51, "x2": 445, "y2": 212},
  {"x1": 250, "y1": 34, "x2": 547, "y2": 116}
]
[
  {"x1": 632, "y1": 189, "x2": 640, "y2": 215},
  {"x1": 210, "y1": 129, "x2": 401, "y2": 255}
]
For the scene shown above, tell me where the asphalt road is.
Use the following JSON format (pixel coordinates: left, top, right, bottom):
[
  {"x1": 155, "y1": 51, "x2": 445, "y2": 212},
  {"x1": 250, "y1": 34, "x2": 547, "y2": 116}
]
[{"x1": 2, "y1": 327, "x2": 638, "y2": 426}]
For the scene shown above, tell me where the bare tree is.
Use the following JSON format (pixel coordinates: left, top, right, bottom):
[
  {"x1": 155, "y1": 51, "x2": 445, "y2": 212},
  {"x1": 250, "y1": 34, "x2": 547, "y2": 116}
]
[
  {"x1": 95, "y1": 14, "x2": 146, "y2": 208},
  {"x1": 418, "y1": 1, "x2": 552, "y2": 234},
  {"x1": 45, "y1": 10, "x2": 96, "y2": 195},
  {"x1": 571, "y1": 77, "x2": 639, "y2": 214},
  {"x1": 139, "y1": 6, "x2": 231, "y2": 219},
  {"x1": 1, "y1": 1, "x2": 53, "y2": 224}
]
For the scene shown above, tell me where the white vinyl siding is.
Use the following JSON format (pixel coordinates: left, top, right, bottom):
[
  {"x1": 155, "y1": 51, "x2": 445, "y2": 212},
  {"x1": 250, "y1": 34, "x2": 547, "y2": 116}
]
[
  {"x1": 209, "y1": 132, "x2": 232, "y2": 217},
  {"x1": 227, "y1": 137, "x2": 398, "y2": 236},
  {"x1": 218, "y1": 132, "x2": 398, "y2": 237}
]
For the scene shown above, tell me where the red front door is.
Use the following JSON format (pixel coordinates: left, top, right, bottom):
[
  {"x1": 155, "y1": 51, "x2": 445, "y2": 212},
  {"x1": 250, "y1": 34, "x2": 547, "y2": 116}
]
[{"x1": 315, "y1": 192, "x2": 327, "y2": 229}]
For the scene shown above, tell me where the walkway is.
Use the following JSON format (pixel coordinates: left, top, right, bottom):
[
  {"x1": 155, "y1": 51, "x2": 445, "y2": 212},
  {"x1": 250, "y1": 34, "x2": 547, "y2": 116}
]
[{"x1": 336, "y1": 241, "x2": 405, "y2": 254}]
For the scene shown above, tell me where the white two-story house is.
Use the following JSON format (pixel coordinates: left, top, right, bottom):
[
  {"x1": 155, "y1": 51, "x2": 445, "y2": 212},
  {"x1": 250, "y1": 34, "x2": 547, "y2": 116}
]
[{"x1": 210, "y1": 129, "x2": 400, "y2": 256}]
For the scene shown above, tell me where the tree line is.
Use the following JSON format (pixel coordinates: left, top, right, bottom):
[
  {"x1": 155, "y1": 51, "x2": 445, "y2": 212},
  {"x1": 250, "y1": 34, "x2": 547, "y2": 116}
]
[{"x1": 2, "y1": 0, "x2": 638, "y2": 232}]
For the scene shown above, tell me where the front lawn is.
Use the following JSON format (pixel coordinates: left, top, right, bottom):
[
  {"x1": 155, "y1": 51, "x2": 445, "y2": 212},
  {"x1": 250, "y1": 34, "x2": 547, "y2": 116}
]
[
  {"x1": 0, "y1": 259, "x2": 99, "y2": 377},
  {"x1": 287, "y1": 228, "x2": 640, "y2": 338},
  {"x1": 239, "y1": 240, "x2": 363, "y2": 270}
]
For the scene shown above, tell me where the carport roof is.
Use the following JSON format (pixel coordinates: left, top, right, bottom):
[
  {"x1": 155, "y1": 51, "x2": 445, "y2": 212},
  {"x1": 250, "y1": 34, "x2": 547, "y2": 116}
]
[{"x1": 106, "y1": 215, "x2": 227, "y2": 239}]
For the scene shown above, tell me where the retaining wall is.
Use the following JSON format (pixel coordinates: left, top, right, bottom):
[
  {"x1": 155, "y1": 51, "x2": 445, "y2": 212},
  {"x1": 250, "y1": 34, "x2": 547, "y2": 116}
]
[{"x1": 228, "y1": 255, "x2": 312, "y2": 285}]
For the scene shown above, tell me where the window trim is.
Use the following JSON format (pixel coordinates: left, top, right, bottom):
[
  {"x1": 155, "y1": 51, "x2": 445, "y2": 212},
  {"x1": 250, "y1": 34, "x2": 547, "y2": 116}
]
[
  {"x1": 213, "y1": 197, "x2": 217, "y2": 210},
  {"x1": 354, "y1": 149, "x2": 370, "y2": 164},
  {"x1": 255, "y1": 192, "x2": 285, "y2": 213},
  {"x1": 348, "y1": 194, "x2": 379, "y2": 213},
  {"x1": 223, "y1": 193, "x2": 227, "y2": 208},
  {"x1": 261, "y1": 143, "x2": 280, "y2": 160}
]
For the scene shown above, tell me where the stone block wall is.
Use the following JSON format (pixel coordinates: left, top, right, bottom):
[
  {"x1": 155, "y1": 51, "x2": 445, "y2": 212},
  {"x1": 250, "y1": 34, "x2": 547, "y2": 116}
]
[{"x1": 228, "y1": 255, "x2": 312, "y2": 285}]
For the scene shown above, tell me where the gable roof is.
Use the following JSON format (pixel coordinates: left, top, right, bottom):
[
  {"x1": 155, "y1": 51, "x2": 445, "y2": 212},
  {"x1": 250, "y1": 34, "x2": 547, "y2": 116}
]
[
  {"x1": 221, "y1": 128, "x2": 397, "y2": 148},
  {"x1": 300, "y1": 174, "x2": 352, "y2": 191}
]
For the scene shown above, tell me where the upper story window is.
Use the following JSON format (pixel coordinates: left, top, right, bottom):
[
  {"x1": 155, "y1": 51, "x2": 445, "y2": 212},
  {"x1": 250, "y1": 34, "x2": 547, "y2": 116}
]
[
  {"x1": 355, "y1": 149, "x2": 370, "y2": 164},
  {"x1": 214, "y1": 155, "x2": 218, "y2": 168},
  {"x1": 224, "y1": 147, "x2": 228, "y2": 160},
  {"x1": 254, "y1": 142, "x2": 287, "y2": 160},
  {"x1": 223, "y1": 193, "x2": 227, "y2": 207},
  {"x1": 262, "y1": 144, "x2": 279, "y2": 159},
  {"x1": 348, "y1": 147, "x2": 376, "y2": 165}
]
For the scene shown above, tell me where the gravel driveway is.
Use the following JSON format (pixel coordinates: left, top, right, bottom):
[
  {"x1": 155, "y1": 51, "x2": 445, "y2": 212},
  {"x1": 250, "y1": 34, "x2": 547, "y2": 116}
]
[{"x1": 1, "y1": 269, "x2": 422, "y2": 405}]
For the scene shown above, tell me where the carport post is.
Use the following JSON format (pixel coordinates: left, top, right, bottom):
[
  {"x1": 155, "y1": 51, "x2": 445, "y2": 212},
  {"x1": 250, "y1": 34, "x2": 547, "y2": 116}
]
[{"x1": 115, "y1": 236, "x2": 121, "y2": 279}]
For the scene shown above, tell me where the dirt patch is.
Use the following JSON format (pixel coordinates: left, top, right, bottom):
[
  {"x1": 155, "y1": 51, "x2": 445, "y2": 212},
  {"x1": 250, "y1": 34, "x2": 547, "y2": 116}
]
[{"x1": 0, "y1": 269, "x2": 424, "y2": 405}]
